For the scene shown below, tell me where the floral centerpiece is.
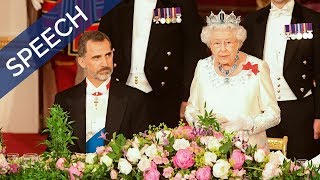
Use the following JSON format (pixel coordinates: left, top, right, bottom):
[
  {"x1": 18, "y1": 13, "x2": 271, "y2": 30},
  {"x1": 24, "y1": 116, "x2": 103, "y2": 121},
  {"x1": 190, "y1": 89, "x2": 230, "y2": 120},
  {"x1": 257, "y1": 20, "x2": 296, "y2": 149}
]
[{"x1": 0, "y1": 106, "x2": 319, "y2": 179}]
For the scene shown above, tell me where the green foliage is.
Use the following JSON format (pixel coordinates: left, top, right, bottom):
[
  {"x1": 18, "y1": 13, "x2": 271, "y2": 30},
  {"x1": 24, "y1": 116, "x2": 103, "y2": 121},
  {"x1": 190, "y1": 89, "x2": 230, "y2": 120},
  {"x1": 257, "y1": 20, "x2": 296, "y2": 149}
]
[
  {"x1": 41, "y1": 104, "x2": 77, "y2": 161},
  {"x1": 107, "y1": 133, "x2": 126, "y2": 161},
  {"x1": 197, "y1": 104, "x2": 221, "y2": 131},
  {"x1": 7, "y1": 161, "x2": 68, "y2": 180}
]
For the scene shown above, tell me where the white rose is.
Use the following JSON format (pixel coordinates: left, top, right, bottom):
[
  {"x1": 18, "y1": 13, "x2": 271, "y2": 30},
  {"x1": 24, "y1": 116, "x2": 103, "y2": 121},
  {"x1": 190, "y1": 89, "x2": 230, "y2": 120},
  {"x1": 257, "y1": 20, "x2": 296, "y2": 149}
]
[
  {"x1": 137, "y1": 155, "x2": 151, "y2": 172},
  {"x1": 262, "y1": 162, "x2": 282, "y2": 180},
  {"x1": 132, "y1": 137, "x2": 141, "y2": 149},
  {"x1": 207, "y1": 137, "x2": 221, "y2": 151},
  {"x1": 204, "y1": 151, "x2": 217, "y2": 166},
  {"x1": 145, "y1": 144, "x2": 158, "y2": 159},
  {"x1": 254, "y1": 149, "x2": 266, "y2": 163},
  {"x1": 212, "y1": 159, "x2": 230, "y2": 179},
  {"x1": 85, "y1": 153, "x2": 97, "y2": 164},
  {"x1": 100, "y1": 154, "x2": 113, "y2": 167},
  {"x1": 118, "y1": 158, "x2": 132, "y2": 175},
  {"x1": 172, "y1": 138, "x2": 190, "y2": 151},
  {"x1": 200, "y1": 136, "x2": 210, "y2": 145},
  {"x1": 268, "y1": 151, "x2": 286, "y2": 166},
  {"x1": 156, "y1": 130, "x2": 170, "y2": 145},
  {"x1": 126, "y1": 147, "x2": 141, "y2": 163}
]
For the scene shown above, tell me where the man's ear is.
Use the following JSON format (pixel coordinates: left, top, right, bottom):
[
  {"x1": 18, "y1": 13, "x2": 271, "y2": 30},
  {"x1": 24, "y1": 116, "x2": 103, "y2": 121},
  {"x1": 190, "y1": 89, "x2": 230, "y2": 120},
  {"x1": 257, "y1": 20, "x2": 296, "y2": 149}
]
[{"x1": 77, "y1": 56, "x2": 86, "y2": 69}]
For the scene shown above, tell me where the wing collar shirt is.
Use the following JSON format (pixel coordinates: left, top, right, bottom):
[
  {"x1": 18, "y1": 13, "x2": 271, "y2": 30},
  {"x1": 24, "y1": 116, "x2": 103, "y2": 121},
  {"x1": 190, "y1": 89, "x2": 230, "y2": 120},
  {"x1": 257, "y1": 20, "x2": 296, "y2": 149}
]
[
  {"x1": 86, "y1": 77, "x2": 110, "y2": 142},
  {"x1": 126, "y1": 0, "x2": 157, "y2": 93},
  {"x1": 264, "y1": 0, "x2": 311, "y2": 101}
]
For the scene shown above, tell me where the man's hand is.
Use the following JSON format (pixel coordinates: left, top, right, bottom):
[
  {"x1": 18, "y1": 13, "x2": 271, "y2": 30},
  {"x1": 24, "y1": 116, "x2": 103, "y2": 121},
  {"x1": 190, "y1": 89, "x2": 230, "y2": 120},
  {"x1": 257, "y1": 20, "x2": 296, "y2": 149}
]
[
  {"x1": 179, "y1": 101, "x2": 188, "y2": 119},
  {"x1": 314, "y1": 119, "x2": 320, "y2": 139}
]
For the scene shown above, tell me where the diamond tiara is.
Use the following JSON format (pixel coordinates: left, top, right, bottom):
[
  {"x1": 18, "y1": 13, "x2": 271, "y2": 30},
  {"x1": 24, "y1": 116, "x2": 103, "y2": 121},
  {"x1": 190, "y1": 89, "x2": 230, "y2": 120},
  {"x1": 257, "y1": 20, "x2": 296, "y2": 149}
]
[{"x1": 206, "y1": 10, "x2": 241, "y2": 26}]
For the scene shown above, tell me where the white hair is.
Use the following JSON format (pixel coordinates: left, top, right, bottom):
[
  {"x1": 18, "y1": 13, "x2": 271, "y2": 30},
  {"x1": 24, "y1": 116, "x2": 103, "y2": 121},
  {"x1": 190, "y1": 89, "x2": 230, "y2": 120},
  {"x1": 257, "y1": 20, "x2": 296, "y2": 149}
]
[{"x1": 201, "y1": 23, "x2": 247, "y2": 48}]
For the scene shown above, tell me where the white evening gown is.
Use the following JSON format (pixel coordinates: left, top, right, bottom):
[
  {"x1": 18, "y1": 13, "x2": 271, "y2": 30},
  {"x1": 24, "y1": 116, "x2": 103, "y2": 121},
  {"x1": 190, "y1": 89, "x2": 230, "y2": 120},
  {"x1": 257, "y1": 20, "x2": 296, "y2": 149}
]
[{"x1": 185, "y1": 55, "x2": 281, "y2": 149}]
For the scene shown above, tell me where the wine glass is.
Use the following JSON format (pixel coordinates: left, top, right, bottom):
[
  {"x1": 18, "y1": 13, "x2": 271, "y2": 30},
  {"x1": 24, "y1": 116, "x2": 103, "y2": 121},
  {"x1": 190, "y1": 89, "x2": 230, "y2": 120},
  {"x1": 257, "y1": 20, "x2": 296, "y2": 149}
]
[{"x1": 6, "y1": 153, "x2": 19, "y2": 164}]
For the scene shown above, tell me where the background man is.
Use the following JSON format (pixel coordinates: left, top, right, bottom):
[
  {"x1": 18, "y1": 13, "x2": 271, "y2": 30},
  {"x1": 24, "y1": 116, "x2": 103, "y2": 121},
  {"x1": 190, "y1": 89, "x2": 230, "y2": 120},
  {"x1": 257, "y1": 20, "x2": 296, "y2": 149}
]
[
  {"x1": 99, "y1": 0, "x2": 208, "y2": 127},
  {"x1": 242, "y1": 0, "x2": 320, "y2": 159}
]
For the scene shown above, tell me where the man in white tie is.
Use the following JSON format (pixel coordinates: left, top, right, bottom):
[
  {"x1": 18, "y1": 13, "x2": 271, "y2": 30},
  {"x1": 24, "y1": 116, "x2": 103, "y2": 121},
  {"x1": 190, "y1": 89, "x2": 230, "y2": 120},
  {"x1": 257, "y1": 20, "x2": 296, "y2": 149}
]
[
  {"x1": 98, "y1": 0, "x2": 208, "y2": 128},
  {"x1": 242, "y1": 0, "x2": 320, "y2": 159},
  {"x1": 54, "y1": 31, "x2": 149, "y2": 153}
]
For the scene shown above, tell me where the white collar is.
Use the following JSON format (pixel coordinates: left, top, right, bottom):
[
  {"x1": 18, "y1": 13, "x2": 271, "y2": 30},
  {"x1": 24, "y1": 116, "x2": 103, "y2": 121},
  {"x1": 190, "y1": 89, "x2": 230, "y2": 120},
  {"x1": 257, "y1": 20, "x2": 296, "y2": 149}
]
[
  {"x1": 270, "y1": 0, "x2": 295, "y2": 15},
  {"x1": 86, "y1": 77, "x2": 111, "y2": 95}
]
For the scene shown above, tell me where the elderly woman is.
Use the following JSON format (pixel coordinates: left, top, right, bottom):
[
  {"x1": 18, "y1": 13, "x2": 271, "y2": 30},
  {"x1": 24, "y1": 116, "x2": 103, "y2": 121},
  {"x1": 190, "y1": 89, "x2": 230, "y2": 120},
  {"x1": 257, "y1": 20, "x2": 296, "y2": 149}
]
[{"x1": 185, "y1": 10, "x2": 280, "y2": 150}]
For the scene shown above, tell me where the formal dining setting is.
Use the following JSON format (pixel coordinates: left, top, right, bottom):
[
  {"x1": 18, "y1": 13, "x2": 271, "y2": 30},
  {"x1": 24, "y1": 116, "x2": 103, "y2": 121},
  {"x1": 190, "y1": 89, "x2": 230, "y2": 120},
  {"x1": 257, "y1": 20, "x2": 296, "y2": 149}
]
[{"x1": 1, "y1": 0, "x2": 320, "y2": 179}]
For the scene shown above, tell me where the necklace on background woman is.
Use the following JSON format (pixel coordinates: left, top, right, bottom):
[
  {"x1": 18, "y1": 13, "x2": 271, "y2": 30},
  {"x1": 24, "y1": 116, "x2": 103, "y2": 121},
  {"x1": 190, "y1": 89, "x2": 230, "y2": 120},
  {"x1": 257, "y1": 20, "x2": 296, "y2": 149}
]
[{"x1": 217, "y1": 54, "x2": 239, "y2": 84}]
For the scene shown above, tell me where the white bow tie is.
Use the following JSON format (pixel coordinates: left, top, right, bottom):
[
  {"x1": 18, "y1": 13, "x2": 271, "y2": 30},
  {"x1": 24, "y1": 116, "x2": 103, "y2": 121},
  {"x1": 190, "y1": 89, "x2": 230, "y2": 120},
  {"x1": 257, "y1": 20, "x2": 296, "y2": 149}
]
[{"x1": 269, "y1": 8, "x2": 291, "y2": 17}]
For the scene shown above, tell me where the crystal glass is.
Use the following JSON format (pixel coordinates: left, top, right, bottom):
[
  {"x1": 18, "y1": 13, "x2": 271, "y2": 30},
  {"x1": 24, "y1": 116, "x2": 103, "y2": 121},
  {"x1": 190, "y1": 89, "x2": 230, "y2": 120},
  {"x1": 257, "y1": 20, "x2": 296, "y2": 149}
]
[
  {"x1": 296, "y1": 159, "x2": 308, "y2": 166},
  {"x1": 6, "y1": 153, "x2": 19, "y2": 164},
  {"x1": 22, "y1": 153, "x2": 39, "y2": 164}
]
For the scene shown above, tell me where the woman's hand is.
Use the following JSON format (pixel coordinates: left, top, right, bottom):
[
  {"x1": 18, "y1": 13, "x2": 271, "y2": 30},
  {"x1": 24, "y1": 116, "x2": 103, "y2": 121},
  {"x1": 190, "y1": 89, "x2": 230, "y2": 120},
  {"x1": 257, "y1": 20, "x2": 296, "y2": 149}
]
[{"x1": 217, "y1": 113, "x2": 254, "y2": 133}]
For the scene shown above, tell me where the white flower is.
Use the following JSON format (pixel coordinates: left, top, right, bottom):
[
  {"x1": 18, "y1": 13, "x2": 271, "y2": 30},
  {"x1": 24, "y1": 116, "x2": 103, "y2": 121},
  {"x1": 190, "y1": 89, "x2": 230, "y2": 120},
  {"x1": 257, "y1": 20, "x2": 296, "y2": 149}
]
[
  {"x1": 204, "y1": 151, "x2": 217, "y2": 166},
  {"x1": 126, "y1": 147, "x2": 141, "y2": 163},
  {"x1": 145, "y1": 144, "x2": 158, "y2": 159},
  {"x1": 268, "y1": 151, "x2": 286, "y2": 166},
  {"x1": 200, "y1": 136, "x2": 210, "y2": 145},
  {"x1": 207, "y1": 137, "x2": 222, "y2": 151},
  {"x1": 212, "y1": 159, "x2": 230, "y2": 179},
  {"x1": 100, "y1": 154, "x2": 113, "y2": 167},
  {"x1": 156, "y1": 130, "x2": 171, "y2": 145},
  {"x1": 172, "y1": 138, "x2": 190, "y2": 151},
  {"x1": 254, "y1": 149, "x2": 266, "y2": 163},
  {"x1": 132, "y1": 137, "x2": 140, "y2": 149},
  {"x1": 118, "y1": 158, "x2": 132, "y2": 175},
  {"x1": 262, "y1": 162, "x2": 282, "y2": 180},
  {"x1": 85, "y1": 153, "x2": 97, "y2": 164},
  {"x1": 137, "y1": 155, "x2": 151, "y2": 172},
  {"x1": 234, "y1": 141, "x2": 243, "y2": 149}
]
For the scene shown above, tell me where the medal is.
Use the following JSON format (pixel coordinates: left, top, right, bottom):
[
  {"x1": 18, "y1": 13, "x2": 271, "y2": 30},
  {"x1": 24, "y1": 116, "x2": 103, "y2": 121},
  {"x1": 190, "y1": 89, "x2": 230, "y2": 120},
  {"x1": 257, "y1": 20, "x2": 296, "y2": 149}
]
[
  {"x1": 153, "y1": 9, "x2": 160, "y2": 24},
  {"x1": 307, "y1": 23, "x2": 313, "y2": 39},
  {"x1": 176, "y1": 7, "x2": 182, "y2": 23},
  {"x1": 290, "y1": 24, "x2": 296, "y2": 40},
  {"x1": 171, "y1": 7, "x2": 176, "y2": 23},
  {"x1": 165, "y1": 8, "x2": 171, "y2": 24},
  {"x1": 160, "y1": 8, "x2": 166, "y2": 24},
  {"x1": 285, "y1": 25, "x2": 291, "y2": 40},
  {"x1": 302, "y1": 23, "x2": 308, "y2": 39},
  {"x1": 296, "y1": 24, "x2": 302, "y2": 40},
  {"x1": 154, "y1": 9, "x2": 160, "y2": 24}
]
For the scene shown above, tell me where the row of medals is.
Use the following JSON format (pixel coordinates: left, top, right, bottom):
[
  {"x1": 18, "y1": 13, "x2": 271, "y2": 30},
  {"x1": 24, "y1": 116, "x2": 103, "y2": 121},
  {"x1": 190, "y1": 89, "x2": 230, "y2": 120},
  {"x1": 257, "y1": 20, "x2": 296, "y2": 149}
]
[
  {"x1": 153, "y1": 7, "x2": 182, "y2": 24},
  {"x1": 285, "y1": 23, "x2": 313, "y2": 40}
]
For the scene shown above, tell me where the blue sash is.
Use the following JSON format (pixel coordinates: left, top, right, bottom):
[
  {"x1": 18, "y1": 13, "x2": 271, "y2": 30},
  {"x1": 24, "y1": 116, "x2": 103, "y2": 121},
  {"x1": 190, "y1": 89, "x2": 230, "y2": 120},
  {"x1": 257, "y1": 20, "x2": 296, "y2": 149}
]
[{"x1": 86, "y1": 128, "x2": 105, "y2": 153}]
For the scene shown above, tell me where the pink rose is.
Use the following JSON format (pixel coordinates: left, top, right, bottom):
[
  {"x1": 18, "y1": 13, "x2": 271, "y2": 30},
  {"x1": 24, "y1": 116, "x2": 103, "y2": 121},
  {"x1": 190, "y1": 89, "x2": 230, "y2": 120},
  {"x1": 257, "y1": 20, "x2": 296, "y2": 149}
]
[
  {"x1": 232, "y1": 168, "x2": 246, "y2": 177},
  {"x1": 143, "y1": 167, "x2": 160, "y2": 180},
  {"x1": 196, "y1": 166, "x2": 211, "y2": 180},
  {"x1": 290, "y1": 162, "x2": 301, "y2": 172},
  {"x1": 96, "y1": 146, "x2": 106, "y2": 155},
  {"x1": 8, "y1": 164, "x2": 19, "y2": 174},
  {"x1": 229, "y1": 149, "x2": 245, "y2": 170},
  {"x1": 68, "y1": 166, "x2": 82, "y2": 180},
  {"x1": 153, "y1": 156, "x2": 163, "y2": 165},
  {"x1": 174, "y1": 173, "x2": 183, "y2": 180},
  {"x1": 76, "y1": 161, "x2": 85, "y2": 172},
  {"x1": 110, "y1": 169, "x2": 118, "y2": 179},
  {"x1": 56, "y1": 158, "x2": 66, "y2": 170},
  {"x1": 162, "y1": 167, "x2": 174, "y2": 178},
  {"x1": 162, "y1": 157, "x2": 169, "y2": 165},
  {"x1": 105, "y1": 146, "x2": 113, "y2": 153},
  {"x1": 173, "y1": 149, "x2": 195, "y2": 169},
  {"x1": 213, "y1": 131, "x2": 224, "y2": 140},
  {"x1": 173, "y1": 126, "x2": 196, "y2": 140}
]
